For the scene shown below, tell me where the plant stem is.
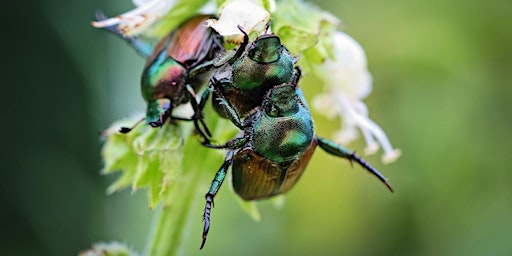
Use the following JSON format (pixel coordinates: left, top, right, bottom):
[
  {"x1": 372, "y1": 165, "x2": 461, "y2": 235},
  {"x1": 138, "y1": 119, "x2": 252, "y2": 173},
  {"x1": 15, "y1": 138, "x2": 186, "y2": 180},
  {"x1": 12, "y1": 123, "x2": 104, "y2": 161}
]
[{"x1": 143, "y1": 124, "x2": 224, "y2": 256}]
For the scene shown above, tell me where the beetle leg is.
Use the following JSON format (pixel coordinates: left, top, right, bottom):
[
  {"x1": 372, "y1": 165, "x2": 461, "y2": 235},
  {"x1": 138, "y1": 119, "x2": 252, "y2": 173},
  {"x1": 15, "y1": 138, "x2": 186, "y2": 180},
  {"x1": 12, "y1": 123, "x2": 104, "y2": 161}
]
[
  {"x1": 208, "y1": 78, "x2": 245, "y2": 129},
  {"x1": 196, "y1": 24, "x2": 250, "y2": 75},
  {"x1": 201, "y1": 151, "x2": 234, "y2": 249},
  {"x1": 292, "y1": 66, "x2": 302, "y2": 85},
  {"x1": 198, "y1": 85, "x2": 211, "y2": 112},
  {"x1": 212, "y1": 33, "x2": 224, "y2": 51},
  {"x1": 193, "y1": 34, "x2": 243, "y2": 75},
  {"x1": 190, "y1": 39, "x2": 243, "y2": 78},
  {"x1": 168, "y1": 116, "x2": 193, "y2": 121},
  {"x1": 317, "y1": 137, "x2": 394, "y2": 192},
  {"x1": 202, "y1": 136, "x2": 248, "y2": 150},
  {"x1": 227, "y1": 25, "x2": 249, "y2": 65},
  {"x1": 216, "y1": 96, "x2": 244, "y2": 129},
  {"x1": 264, "y1": 21, "x2": 271, "y2": 34},
  {"x1": 185, "y1": 85, "x2": 212, "y2": 142},
  {"x1": 189, "y1": 44, "x2": 235, "y2": 77},
  {"x1": 95, "y1": 11, "x2": 154, "y2": 58},
  {"x1": 194, "y1": 25, "x2": 249, "y2": 75},
  {"x1": 189, "y1": 60, "x2": 215, "y2": 78}
]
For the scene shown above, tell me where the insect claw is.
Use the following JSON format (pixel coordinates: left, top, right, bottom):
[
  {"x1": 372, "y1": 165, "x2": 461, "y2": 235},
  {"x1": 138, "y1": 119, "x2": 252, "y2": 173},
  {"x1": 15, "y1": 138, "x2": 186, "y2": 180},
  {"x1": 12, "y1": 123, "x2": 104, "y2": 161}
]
[
  {"x1": 200, "y1": 234, "x2": 208, "y2": 250},
  {"x1": 351, "y1": 151, "x2": 394, "y2": 193}
]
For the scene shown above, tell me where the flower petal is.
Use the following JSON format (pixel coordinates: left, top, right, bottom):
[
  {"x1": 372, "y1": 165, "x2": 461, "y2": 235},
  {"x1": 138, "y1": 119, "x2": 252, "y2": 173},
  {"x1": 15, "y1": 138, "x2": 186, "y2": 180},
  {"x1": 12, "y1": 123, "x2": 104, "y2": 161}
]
[
  {"x1": 313, "y1": 31, "x2": 400, "y2": 163},
  {"x1": 92, "y1": 0, "x2": 175, "y2": 36},
  {"x1": 206, "y1": 0, "x2": 270, "y2": 43}
]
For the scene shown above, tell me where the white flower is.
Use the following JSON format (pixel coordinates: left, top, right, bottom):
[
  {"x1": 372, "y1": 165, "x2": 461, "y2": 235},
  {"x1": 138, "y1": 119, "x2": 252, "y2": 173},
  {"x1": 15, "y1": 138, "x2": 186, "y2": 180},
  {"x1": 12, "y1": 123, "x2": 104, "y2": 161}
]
[
  {"x1": 91, "y1": 0, "x2": 176, "y2": 36},
  {"x1": 206, "y1": 0, "x2": 271, "y2": 43},
  {"x1": 313, "y1": 31, "x2": 401, "y2": 164}
]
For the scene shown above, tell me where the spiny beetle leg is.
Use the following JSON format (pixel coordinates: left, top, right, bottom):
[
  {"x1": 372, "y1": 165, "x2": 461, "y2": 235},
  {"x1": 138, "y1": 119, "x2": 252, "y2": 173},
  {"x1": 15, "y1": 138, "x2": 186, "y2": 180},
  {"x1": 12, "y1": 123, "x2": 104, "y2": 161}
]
[
  {"x1": 169, "y1": 116, "x2": 193, "y2": 121},
  {"x1": 198, "y1": 85, "x2": 211, "y2": 112},
  {"x1": 206, "y1": 76, "x2": 244, "y2": 129},
  {"x1": 193, "y1": 120, "x2": 211, "y2": 144},
  {"x1": 212, "y1": 34, "x2": 224, "y2": 50},
  {"x1": 196, "y1": 25, "x2": 248, "y2": 73},
  {"x1": 189, "y1": 59, "x2": 215, "y2": 79},
  {"x1": 350, "y1": 152, "x2": 394, "y2": 192},
  {"x1": 169, "y1": 115, "x2": 212, "y2": 143},
  {"x1": 186, "y1": 84, "x2": 213, "y2": 141},
  {"x1": 264, "y1": 20, "x2": 271, "y2": 33},
  {"x1": 201, "y1": 151, "x2": 234, "y2": 249},
  {"x1": 227, "y1": 25, "x2": 249, "y2": 65},
  {"x1": 317, "y1": 137, "x2": 394, "y2": 192},
  {"x1": 213, "y1": 92, "x2": 244, "y2": 129},
  {"x1": 200, "y1": 194, "x2": 213, "y2": 250},
  {"x1": 292, "y1": 66, "x2": 302, "y2": 84},
  {"x1": 202, "y1": 136, "x2": 248, "y2": 150}
]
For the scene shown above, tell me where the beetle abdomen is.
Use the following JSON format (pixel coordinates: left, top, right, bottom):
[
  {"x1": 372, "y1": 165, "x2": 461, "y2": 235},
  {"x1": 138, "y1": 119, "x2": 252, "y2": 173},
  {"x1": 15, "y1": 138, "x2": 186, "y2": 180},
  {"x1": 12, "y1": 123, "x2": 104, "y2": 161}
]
[
  {"x1": 232, "y1": 139, "x2": 317, "y2": 200},
  {"x1": 166, "y1": 15, "x2": 218, "y2": 68}
]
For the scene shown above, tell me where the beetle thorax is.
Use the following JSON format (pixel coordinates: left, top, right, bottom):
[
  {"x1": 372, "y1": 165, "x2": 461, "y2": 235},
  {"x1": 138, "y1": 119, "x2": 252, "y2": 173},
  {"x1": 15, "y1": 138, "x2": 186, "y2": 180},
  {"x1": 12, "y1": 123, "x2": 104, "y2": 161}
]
[
  {"x1": 252, "y1": 85, "x2": 314, "y2": 163},
  {"x1": 231, "y1": 36, "x2": 294, "y2": 91}
]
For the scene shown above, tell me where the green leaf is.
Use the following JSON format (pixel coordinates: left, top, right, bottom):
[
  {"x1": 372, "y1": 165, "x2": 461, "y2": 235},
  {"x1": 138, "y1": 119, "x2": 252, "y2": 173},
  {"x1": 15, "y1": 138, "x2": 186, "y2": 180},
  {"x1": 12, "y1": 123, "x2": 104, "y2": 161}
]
[
  {"x1": 277, "y1": 25, "x2": 318, "y2": 54},
  {"x1": 101, "y1": 115, "x2": 191, "y2": 209},
  {"x1": 261, "y1": 0, "x2": 276, "y2": 12},
  {"x1": 271, "y1": 195, "x2": 285, "y2": 209},
  {"x1": 143, "y1": 0, "x2": 210, "y2": 39},
  {"x1": 236, "y1": 197, "x2": 261, "y2": 222},
  {"x1": 271, "y1": 0, "x2": 340, "y2": 72}
]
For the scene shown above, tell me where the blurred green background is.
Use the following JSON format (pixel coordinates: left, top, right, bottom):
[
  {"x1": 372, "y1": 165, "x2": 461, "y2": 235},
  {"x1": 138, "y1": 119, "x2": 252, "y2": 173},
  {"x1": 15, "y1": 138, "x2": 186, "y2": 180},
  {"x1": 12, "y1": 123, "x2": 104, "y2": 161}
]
[{"x1": 3, "y1": 0, "x2": 512, "y2": 255}]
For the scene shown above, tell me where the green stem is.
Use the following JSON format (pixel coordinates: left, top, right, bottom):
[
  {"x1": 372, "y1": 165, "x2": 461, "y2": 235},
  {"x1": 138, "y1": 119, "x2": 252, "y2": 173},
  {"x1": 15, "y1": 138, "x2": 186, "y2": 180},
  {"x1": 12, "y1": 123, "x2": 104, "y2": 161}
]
[{"x1": 143, "y1": 122, "x2": 225, "y2": 256}]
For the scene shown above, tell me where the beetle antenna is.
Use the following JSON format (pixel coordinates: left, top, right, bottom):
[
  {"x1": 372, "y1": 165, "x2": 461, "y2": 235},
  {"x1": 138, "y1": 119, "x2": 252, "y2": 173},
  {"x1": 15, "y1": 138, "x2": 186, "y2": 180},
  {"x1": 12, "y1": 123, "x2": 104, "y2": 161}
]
[{"x1": 119, "y1": 117, "x2": 145, "y2": 133}]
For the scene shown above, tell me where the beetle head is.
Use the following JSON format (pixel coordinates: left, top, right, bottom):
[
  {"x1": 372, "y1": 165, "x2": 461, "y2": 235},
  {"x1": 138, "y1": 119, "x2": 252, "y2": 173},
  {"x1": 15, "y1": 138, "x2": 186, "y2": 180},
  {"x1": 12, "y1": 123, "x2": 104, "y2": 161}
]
[
  {"x1": 146, "y1": 99, "x2": 171, "y2": 127},
  {"x1": 264, "y1": 83, "x2": 299, "y2": 118},
  {"x1": 248, "y1": 35, "x2": 282, "y2": 64}
]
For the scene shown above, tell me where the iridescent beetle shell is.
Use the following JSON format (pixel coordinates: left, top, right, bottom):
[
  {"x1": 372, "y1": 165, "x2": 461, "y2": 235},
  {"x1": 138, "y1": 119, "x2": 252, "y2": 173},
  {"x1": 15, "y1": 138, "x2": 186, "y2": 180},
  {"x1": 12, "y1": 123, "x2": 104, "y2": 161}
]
[
  {"x1": 141, "y1": 14, "x2": 223, "y2": 127},
  {"x1": 231, "y1": 35, "x2": 295, "y2": 91},
  {"x1": 231, "y1": 141, "x2": 316, "y2": 199},
  {"x1": 96, "y1": 13, "x2": 223, "y2": 136},
  {"x1": 232, "y1": 83, "x2": 315, "y2": 199},
  {"x1": 204, "y1": 33, "x2": 297, "y2": 119},
  {"x1": 200, "y1": 76, "x2": 393, "y2": 249}
]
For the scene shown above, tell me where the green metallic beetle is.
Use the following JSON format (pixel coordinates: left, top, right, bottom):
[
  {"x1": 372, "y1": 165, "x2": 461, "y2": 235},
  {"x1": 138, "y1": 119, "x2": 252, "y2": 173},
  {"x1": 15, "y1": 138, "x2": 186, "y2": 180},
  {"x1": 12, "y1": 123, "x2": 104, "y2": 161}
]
[
  {"x1": 198, "y1": 26, "x2": 298, "y2": 120},
  {"x1": 96, "y1": 13, "x2": 224, "y2": 140},
  {"x1": 199, "y1": 70, "x2": 393, "y2": 249}
]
